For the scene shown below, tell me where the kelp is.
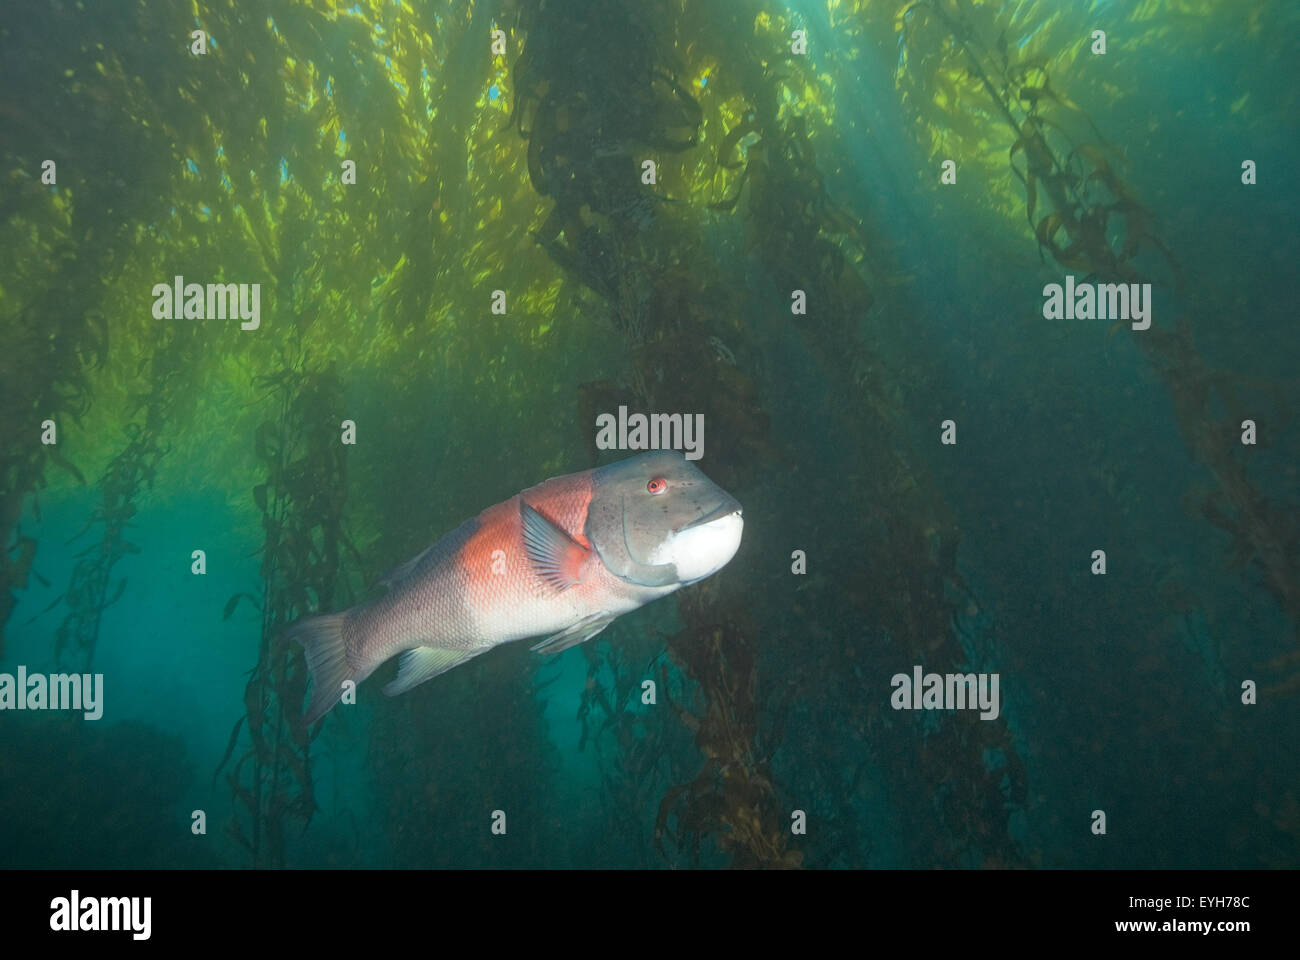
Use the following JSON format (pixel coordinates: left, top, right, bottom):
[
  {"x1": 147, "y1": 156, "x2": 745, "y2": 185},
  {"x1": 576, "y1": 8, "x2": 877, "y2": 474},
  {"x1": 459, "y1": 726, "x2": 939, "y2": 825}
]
[
  {"x1": 510, "y1": 1, "x2": 703, "y2": 344},
  {"x1": 1, "y1": 0, "x2": 1290, "y2": 869},
  {"x1": 574, "y1": 638, "x2": 678, "y2": 863},
  {"x1": 692, "y1": 1, "x2": 1028, "y2": 866},
  {"x1": 221, "y1": 350, "x2": 356, "y2": 867},
  {"x1": 508, "y1": 0, "x2": 1031, "y2": 866},
  {"x1": 510, "y1": 0, "x2": 799, "y2": 866},
  {"x1": 47, "y1": 325, "x2": 199, "y2": 670},
  {"x1": 48, "y1": 425, "x2": 154, "y2": 670},
  {"x1": 895, "y1": 0, "x2": 1299, "y2": 691},
  {"x1": 896, "y1": 0, "x2": 1179, "y2": 289},
  {"x1": 0, "y1": 0, "x2": 218, "y2": 654},
  {"x1": 1149, "y1": 314, "x2": 1300, "y2": 694},
  {"x1": 655, "y1": 589, "x2": 801, "y2": 867},
  {"x1": 0, "y1": 270, "x2": 111, "y2": 657}
]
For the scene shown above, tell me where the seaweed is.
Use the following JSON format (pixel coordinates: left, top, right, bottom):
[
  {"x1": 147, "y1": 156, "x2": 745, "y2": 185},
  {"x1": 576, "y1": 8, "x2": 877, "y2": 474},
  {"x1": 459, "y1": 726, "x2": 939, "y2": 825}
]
[
  {"x1": 0, "y1": 288, "x2": 102, "y2": 657},
  {"x1": 510, "y1": 0, "x2": 802, "y2": 866},
  {"x1": 222, "y1": 348, "x2": 355, "y2": 867},
  {"x1": 691, "y1": 3, "x2": 1029, "y2": 866},
  {"x1": 655, "y1": 589, "x2": 802, "y2": 868},
  {"x1": 0, "y1": 0, "x2": 1288, "y2": 870},
  {"x1": 895, "y1": 0, "x2": 1300, "y2": 688},
  {"x1": 46, "y1": 326, "x2": 198, "y2": 670},
  {"x1": 896, "y1": 0, "x2": 1179, "y2": 288},
  {"x1": 508, "y1": 0, "x2": 1033, "y2": 867},
  {"x1": 0, "y1": 0, "x2": 212, "y2": 653},
  {"x1": 573, "y1": 637, "x2": 679, "y2": 864}
]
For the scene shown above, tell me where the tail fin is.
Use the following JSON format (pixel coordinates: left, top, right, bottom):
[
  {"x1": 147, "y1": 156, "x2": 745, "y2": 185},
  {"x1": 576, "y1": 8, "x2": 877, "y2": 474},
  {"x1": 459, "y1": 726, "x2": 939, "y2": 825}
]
[{"x1": 289, "y1": 612, "x2": 353, "y2": 724}]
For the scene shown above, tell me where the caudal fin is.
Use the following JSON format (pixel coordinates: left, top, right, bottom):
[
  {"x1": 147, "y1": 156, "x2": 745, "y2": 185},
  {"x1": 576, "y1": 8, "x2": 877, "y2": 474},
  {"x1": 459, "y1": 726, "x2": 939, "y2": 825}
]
[{"x1": 288, "y1": 612, "x2": 353, "y2": 724}]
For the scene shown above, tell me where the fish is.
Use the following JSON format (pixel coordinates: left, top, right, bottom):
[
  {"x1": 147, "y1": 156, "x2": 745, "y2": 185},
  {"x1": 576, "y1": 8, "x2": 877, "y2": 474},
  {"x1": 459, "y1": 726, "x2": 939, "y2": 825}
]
[{"x1": 291, "y1": 450, "x2": 744, "y2": 722}]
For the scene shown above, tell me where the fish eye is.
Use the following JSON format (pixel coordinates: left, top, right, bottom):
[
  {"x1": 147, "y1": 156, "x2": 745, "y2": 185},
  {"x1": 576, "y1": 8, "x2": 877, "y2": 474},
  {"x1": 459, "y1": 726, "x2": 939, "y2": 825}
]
[{"x1": 646, "y1": 477, "x2": 667, "y2": 495}]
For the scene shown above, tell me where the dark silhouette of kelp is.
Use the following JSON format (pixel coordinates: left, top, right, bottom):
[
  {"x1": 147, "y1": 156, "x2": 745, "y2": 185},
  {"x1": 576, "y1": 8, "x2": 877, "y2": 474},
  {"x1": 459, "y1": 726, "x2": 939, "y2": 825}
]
[
  {"x1": 219, "y1": 351, "x2": 356, "y2": 867},
  {"x1": 689, "y1": 0, "x2": 1028, "y2": 866},
  {"x1": 509, "y1": 0, "x2": 1027, "y2": 867},
  {"x1": 510, "y1": 0, "x2": 808, "y2": 868},
  {"x1": 0, "y1": 0, "x2": 209, "y2": 655},
  {"x1": 898, "y1": 0, "x2": 1179, "y2": 289},
  {"x1": 655, "y1": 588, "x2": 802, "y2": 867},
  {"x1": 895, "y1": 0, "x2": 1299, "y2": 694},
  {"x1": 0, "y1": 284, "x2": 101, "y2": 657},
  {"x1": 44, "y1": 328, "x2": 199, "y2": 670}
]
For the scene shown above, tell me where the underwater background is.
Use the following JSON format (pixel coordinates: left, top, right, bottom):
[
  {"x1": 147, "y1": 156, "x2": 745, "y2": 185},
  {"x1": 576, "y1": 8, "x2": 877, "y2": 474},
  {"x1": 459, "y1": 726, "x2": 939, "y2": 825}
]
[{"x1": 1, "y1": 0, "x2": 1297, "y2": 869}]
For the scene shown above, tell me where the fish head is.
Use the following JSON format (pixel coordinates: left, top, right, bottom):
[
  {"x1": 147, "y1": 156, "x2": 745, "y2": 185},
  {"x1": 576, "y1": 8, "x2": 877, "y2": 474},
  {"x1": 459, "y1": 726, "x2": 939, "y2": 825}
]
[{"x1": 587, "y1": 451, "x2": 743, "y2": 589}]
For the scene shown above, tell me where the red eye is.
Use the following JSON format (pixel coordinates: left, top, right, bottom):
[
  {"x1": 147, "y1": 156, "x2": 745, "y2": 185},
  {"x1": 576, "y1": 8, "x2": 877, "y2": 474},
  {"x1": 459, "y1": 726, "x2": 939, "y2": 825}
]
[{"x1": 647, "y1": 477, "x2": 667, "y2": 495}]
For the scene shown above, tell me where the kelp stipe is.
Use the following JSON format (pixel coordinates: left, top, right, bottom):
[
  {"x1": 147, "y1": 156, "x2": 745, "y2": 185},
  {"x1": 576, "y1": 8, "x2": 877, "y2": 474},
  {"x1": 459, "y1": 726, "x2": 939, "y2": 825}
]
[
  {"x1": 0, "y1": 291, "x2": 102, "y2": 657},
  {"x1": 0, "y1": 0, "x2": 213, "y2": 655},
  {"x1": 509, "y1": 0, "x2": 804, "y2": 867},
  {"x1": 220, "y1": 352, "x2": 356, "y2": 867},
  {"x1": 694, "y1": 0, "x2": 1028, "y2": 867},
  {"x1": 505, "y1": 0, "x2": 1029, "y2": 867},
  {"x1": 895, "y1": 0, "x2": 1180, "y2": 288},
  {"x1": 575, "y1": 638, "x2": 680, "y2": 864},
  {"x1": 894, "y1": 0, "x2": 1299, "y2": 692},
  {"x1": 656, "y1": 591, "x2": 802, "y2": 868},
  {"x1": 48, "y1": 324, "x2": 202, "y2": 670}
]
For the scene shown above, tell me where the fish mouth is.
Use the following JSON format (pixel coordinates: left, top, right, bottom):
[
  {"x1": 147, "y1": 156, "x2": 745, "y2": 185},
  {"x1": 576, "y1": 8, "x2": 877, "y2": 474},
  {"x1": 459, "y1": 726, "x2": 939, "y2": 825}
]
[{"x1": 678, "y1": 495, "x2": 743, "y2": 532}]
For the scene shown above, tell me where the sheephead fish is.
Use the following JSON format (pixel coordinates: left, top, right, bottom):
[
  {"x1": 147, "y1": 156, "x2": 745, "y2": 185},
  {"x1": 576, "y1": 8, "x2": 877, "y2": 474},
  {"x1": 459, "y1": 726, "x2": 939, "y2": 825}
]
[{"x1": 292, "y1": 451, "x2": 743, "y2": 722}]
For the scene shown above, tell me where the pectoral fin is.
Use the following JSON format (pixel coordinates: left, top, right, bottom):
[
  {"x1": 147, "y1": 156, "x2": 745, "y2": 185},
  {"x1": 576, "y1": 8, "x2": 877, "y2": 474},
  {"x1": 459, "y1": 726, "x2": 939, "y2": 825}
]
[
  {"x1": 521, "y1": 500, "x2": 590, "y2": 590},
  {"x1": 530, "y1": 612, "x2": 616, "y2": 655}
]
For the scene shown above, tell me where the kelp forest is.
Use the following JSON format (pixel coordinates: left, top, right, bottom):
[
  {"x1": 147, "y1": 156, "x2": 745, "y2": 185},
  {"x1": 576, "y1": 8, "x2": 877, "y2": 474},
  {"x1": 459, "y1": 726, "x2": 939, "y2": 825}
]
[{"x1": 1, "y1": 0, "x2": 1296, "y2": 869}]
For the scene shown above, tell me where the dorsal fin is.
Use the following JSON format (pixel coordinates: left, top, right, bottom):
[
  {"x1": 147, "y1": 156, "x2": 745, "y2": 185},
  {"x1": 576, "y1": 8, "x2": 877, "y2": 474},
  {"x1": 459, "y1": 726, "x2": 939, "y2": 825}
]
[{"x1": 520, "y1": 500, "x2": 589, "y2": 590}]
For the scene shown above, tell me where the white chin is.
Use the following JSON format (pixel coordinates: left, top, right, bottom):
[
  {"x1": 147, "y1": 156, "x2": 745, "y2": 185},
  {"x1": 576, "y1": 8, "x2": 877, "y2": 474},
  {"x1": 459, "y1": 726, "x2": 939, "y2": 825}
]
[{"x1": 650, "y1": 512, "x2": 744, "y2": 583}]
